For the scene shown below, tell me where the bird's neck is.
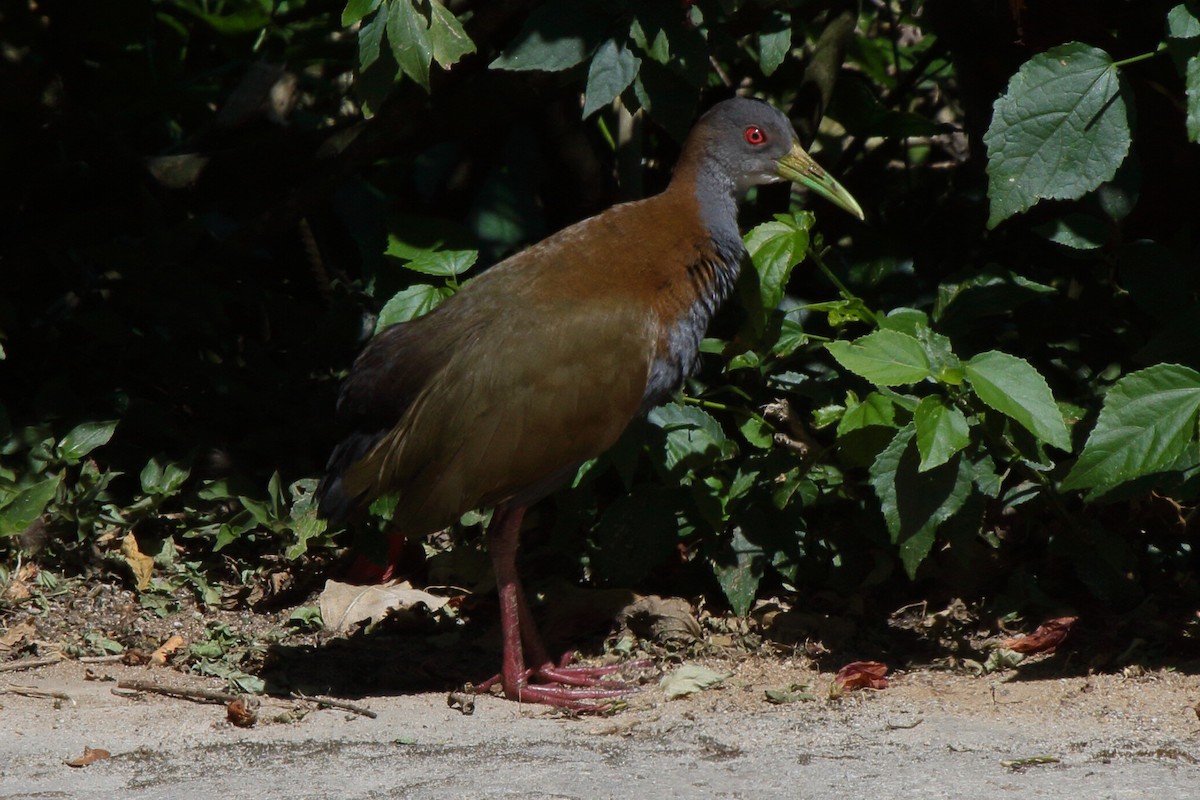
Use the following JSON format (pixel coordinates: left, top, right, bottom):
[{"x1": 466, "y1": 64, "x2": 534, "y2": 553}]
[{"x1": 676, "y1": 157, "x2": 746, "y2": 265}]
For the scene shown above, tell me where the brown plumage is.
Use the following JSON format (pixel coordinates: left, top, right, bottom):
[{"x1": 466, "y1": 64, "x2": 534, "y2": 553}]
[{"x1": 318, "y1": 97, "x2": 862, "y2": 708}]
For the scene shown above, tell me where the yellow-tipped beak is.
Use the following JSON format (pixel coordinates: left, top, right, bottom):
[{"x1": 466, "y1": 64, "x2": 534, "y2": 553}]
[{"x1": 777, "y1": 141, "x2": 864, "y2": 220}]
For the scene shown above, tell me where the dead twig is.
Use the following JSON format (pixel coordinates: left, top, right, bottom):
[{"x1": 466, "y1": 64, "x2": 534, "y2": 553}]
[
  {"x1": 77, "y1": 654, "x2": 126, "y2": 664},
  {"x1": 116, "y1": 679, "x2": 239, "y2": 705},
  {"x1": 0, "y1": 654, "x2": 64, "y2": 672},
  {"x1": 291, "y1": 690, "x2": 378, "y2": 719},
  {"x1": 2, "y1": 683, "x2": 74, "y2": 703}
]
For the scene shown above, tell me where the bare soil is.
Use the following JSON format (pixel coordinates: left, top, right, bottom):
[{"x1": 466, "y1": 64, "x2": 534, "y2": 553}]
[{"x1": 3, "y1": 578, "x2": 1200, "y2": 798}]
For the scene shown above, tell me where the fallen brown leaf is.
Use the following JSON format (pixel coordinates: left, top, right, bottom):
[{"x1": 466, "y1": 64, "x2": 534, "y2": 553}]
[
  {"x1": 999, "y1": 616, "x2": 1078, "y2": 655},
  {"x1": 150, "y1": 634, "x2": 185, "y2": 666},
  {"x1": 834, "y1": 660, "x2": 889, "y2": 691},
  {"x1": 65, "y1": 746, "x2": 111, "y2": 768},
  {"x1": 0, "y1": 620, "x2": 36, "y2": 653}
]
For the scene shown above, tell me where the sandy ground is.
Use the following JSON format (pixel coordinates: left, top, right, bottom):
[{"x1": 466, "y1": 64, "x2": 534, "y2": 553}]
[{"x1": 3, "y1": 656, "x2": 1198, "y2": 799}]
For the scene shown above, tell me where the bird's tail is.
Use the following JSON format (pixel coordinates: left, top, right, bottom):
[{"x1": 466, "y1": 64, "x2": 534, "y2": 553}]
[{"x1": 316, "y1": 430, "x2": 385, "y2": 525}]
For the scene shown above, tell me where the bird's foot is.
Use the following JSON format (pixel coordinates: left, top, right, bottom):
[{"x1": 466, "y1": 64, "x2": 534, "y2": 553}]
[
  {"x1": 475, "y1": 658, "x2": 653, "y2": 711},
  {"x1": 535, "y1": 654, "x2": 654, "y2": 688}
]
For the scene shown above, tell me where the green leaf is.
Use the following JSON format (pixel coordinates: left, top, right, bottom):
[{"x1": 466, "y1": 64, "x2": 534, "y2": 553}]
[
  {"x1": 1061, "y1": 364, "x2": 1200, "y2": 495},
  {"x1": 1169, "y1": 3, "x2": 1200, "y2": 38},
  {"x1": 837, "y1": 392, "x2": 897, "y2": 436},
  {"x1": 388, "y1": 0, "x2": 433, "y2": 91},
  {"x1": 343, "y1": 0, "x2": 381, "y2": 26},
  {"x1": 913, "y1": 397, "x2": 971, "y2": 471},
  {"x1": 403, "y1": 249, "x2": 477, "y2": 277},
  {"x1": 647, "y1": 402, "x2": 732, "y2": 478},
  {"x1": 984, "y1": 43, "x2": 1131, "y2": 228},
  {"x1": 0, "y1": 476, "x2": 60, "y2": 537},
  {"x1": 757, "y1": 10, "x2": 792, "y2": 77},
  {"x1": 713, "y1": 525, "x2": 765, "y2": 617},
  {"x1": 427, "y1": 0, "x2": 475, "y2": 67},
  {"x1": 1033, "y1": 212, "x2": 1109, "y2": 250},
  {"x1": 869, "y1": 425, "x2": 974, "y2": 578},
  {"x1": 1187, "y1": 54, "x2": 1200, "y2": 143},
  {"x1": 357, "y1": 1, "x2": 389, "y2": 71},
  {"x1": 629, "y1": 16, "x2": 669, "y2": 63},
  {"x1": 490, "y1": 0, "x2": 610, "y2": 72},
  {"x1": 583, "y1": 38, "x2": 641, "y2": 118},
  {"x1": 57, "y1": 420, "x2": 118, "y2": 464},
  {"x1": 826, "y1": 330, "x2": 932, "y2": 386},
  {"x1": 375, "y1": 284, "x2": 453, "y2": 331},
  {"x1": 964, "y1": 351, "x2": 1070, "y2": 451},
  {"x1": 140, "y1": 457, "x2": 191, "y2": 496},
  {"x1": 744, "y1": 212, "x2": 812, "y2": 311}
]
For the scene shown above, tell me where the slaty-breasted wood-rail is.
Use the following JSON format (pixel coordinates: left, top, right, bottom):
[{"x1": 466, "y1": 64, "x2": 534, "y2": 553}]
[{"x1": 318, "y1": 97, "x2": 863, "y2": 708}]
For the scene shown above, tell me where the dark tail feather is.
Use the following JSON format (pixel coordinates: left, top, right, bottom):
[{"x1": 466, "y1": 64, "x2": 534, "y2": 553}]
[{"x1": 317, "y1": 431, "x2": 385, "y2": 525}]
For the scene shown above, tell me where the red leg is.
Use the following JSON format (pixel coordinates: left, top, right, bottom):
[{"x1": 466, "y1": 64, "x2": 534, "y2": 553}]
[{"x1": 476, "y1": 504, "x2": 641, "y2": 709}]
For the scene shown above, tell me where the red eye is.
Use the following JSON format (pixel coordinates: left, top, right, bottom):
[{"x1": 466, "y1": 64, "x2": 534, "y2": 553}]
[{"x1": 744, "y1": 126, "x2": 767, "y2": 145}]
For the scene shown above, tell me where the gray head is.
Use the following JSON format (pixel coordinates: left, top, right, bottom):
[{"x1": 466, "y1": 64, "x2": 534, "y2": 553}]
[{"x1": 681, "y1": 97, "x2": 864, "y2": 219}]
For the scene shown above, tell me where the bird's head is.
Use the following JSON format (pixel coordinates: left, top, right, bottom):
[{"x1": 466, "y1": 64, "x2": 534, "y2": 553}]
[{"x1": 691, "y1": 97, "x2": 864, "y2": 220}]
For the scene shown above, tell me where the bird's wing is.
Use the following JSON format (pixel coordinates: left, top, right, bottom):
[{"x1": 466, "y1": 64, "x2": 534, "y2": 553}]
[{"x1": 342, "y1": 287, "x2": 655, "y2": 536}]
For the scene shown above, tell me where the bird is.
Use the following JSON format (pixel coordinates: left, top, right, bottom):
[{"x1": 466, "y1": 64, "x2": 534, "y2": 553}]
[{"x1": 317, "y1": 96, "x2": 863, "y2": 709}]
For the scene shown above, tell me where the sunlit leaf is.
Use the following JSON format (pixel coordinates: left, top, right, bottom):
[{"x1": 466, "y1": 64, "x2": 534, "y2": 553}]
[
  {"x1": 984, "y1": 43, "x2": 1131, "y2": 227},
  {"x1": 965, "y1": 351, "x2": 1070, "y2": 451}
]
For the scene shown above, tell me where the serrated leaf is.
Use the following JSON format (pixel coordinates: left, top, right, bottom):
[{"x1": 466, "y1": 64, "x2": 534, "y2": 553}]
[
  {"x1": 647, "y1": 403, "x2": 732, "y2": 477},
  {"x1": 757, "y1": 10, "x2": 792, "y2": 77},
  {"x1": 1061, "y1": 364, "x2": 1200, "y2": 495},
  {"x1": 869, "y1": 425, "x2": 974, "y2": 578},
  {"x1": 914, "y1": 397, "x2": 971, "y2": 471},
  {"x1": 744, "y1": 212, "x2": 812, "y2": 311},
  {"x1": 0, "y1": 476, "x2": 60, "y2": 537},
  {"x1": 427, "y1": 0, "x2": 475, "y2": 67},
  {"x1": 837, "y1": 392, "x2": 897, "y2": 436},
  {"x1": 965, "y1": 351, "x2": 1070, "y2": 451},
  {"x1": 713, "y1": 525, "x2": 765, "y2": 617},
  {"x1": 404, "y1": 249, "x2": 477, "y2": 277},
  {"x1": 582, "y1": 38, "x2": 641, "y2": 118},
  {"x1": 490, "y1": 0, "x2": 610, "y2": 72},
  {"x1": 357, "y1": 1, "x2": 388, "y2": 71},
  {"x1": 984, "y1": 43, "x2": 1131, "y2": 228},
  {"x1": 388, "y1": 0, "x2": 433, "y2": 91},
  {"x1": 375, "y1": 284, "x2": 453, "y2": 331},
  {"x1": 343, "y1": 0, "x2": 381, "y2": 26},
  {"x1": 58, "y1": 420, "x2": 118, "y2": 464},
  {"x1": 826, "y1": 330, "x2": 932, "y2": 386}
]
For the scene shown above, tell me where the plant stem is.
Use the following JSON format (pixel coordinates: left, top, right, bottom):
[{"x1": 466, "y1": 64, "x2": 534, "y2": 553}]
[
  {"x1": 1112, "y1": 47, "x2": 1164, "y2": 69},
  {"x1": 809, "y1": 247, "x2": 880, "y2": 326}
]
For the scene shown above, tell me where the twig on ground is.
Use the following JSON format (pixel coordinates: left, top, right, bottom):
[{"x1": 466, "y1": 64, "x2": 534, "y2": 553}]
[
  {"x1": 290, "y1": 690, "x2": 378, "y2": 719},
  {"x1": 0, "y1": 654, "x2": 64, "y2": 672},
  {"x1": 115, "y1": 679, "x2": 238, "y2": 705}
]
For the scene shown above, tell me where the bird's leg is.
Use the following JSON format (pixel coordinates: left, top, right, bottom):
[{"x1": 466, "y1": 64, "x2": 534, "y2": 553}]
[{"x1": 477, "y1": 504, "x2": 635, "y2": 708}]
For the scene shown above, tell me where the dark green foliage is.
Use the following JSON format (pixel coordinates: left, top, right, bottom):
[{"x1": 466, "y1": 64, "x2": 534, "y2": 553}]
[{"x1": 3, "y1": 0, "x2": 1200, "y2": 641}]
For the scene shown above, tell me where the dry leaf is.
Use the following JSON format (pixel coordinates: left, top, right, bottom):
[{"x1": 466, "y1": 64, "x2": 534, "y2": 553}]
[
  {"x1": 834, "y1": 660, "x2": 889, "y2": 691},
  {"x1": 318, "y1": 579, "x2": 449, "y2": 634},
  {"x1": 659, "y1": 665, "x2": 732, "y2": 699},
  {"x1": 227, "y1": 696, "x2": 259, "y2": 728},
  {"x1": 150, "y1": 634, "x2": 185, "y2": 666},
  {"x1": 0, "y1": 620, "x2": 37, "y2": 653},
  {"x1": 619, "y1": 595, "x2": 702, "y2": 646},
  {"x1": 65, "y1": 747, "x2": 111, "y2": 768},
  {"x1": 120, "y1": 532, "x2": 155, "y2": 591},
  {"x1": 999, "y1": 616, "x2": 1078, "y2": 655}
]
